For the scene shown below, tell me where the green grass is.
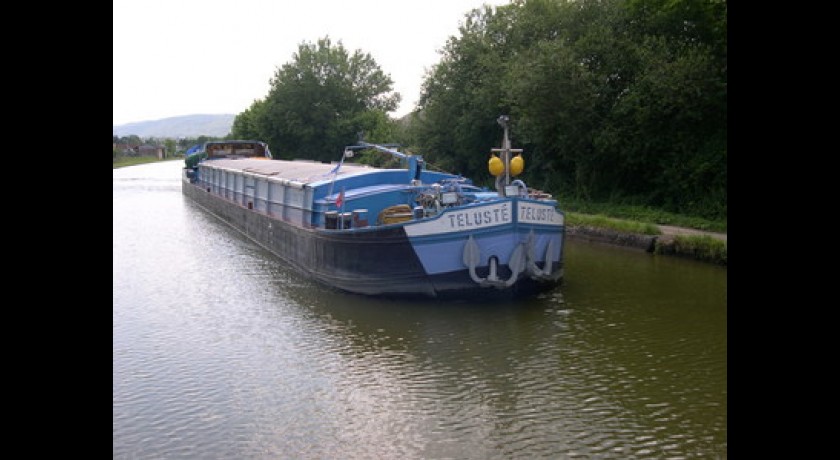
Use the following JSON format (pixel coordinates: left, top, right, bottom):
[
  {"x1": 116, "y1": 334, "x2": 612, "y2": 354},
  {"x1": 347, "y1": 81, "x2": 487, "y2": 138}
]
[
  {"x1": 655, "y1": 234, "x2": 727, "y2": 265},
  {"x1": 565, "y1": 212, "x2": 661, "y2": 235},
  {"x1": 559, "y1": 198, "x2": 726, "y2": 233},
  {"x1": 113, "y1": 156, "x2": 182, "y2": 169}
]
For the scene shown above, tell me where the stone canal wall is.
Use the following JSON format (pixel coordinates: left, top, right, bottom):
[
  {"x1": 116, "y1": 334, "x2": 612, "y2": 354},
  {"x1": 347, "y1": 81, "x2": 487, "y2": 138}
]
[
  {"x1": 566, "y1": 225, "x2": 727, "y2": 266},
  {"x1": 566, "y1": 226, "x2": 658, "y2": 252}
]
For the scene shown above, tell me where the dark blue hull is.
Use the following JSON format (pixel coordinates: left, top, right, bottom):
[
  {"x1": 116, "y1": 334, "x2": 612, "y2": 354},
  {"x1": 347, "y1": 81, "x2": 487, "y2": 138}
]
[{"x1": 183, "y1": 179, "x2": 562, "y2": 300}]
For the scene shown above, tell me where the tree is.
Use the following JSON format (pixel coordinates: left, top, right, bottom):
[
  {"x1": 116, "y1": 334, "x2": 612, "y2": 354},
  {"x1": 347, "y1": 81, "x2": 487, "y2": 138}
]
[
  {"x1": 164, "y1": 138, "x2": 176, "y2": 158},
  {"x1": 251, "y1": 37, "x2": 400, "y2": 162},
  {"x1": 231, "y1": 99, "x2": 266, "y2": 140},
  {"x1": 127, "y1": 135, "x2": 142, "y2": 148},
  {"x1": 413, "y1": 5, "x2": 516, "y2": 184},
  {"x1": 414, "y1": 0, "x2": 726, "y2": 219}
]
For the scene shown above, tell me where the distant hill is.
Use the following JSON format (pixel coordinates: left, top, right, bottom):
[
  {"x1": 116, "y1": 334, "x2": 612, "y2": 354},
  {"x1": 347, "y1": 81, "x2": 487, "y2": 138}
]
[{"x1": 113, "y1": 114, "x2": 235, "y2": 138}]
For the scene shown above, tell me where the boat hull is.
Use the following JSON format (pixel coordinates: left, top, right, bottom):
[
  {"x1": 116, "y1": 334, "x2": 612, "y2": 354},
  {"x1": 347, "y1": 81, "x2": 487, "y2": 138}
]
[{"x1": 183, "y1": 176, "x2": 563, "y2": 300}]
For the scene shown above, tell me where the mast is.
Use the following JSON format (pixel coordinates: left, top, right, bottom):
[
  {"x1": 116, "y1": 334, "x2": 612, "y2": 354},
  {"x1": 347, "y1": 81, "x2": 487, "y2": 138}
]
[{"x1": 491, "y1": 115, "x2": 523, "y2": 196}]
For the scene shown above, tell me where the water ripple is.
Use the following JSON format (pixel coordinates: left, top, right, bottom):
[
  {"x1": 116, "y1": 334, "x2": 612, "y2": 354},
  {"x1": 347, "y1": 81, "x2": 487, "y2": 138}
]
[{"x1": 114, "y1": 161, "x2": 727, "y2": 459}]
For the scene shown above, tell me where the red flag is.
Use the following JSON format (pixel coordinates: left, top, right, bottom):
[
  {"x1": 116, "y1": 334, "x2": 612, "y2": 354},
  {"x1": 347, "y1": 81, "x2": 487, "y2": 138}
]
[{"x1": 335, "y1": 188, "x2": 344, "y2": 209}]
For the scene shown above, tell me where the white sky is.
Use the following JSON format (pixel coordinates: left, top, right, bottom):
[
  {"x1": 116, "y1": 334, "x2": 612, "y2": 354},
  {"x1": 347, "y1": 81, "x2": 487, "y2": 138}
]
[{"x1": 113, "y1": 0, "x2": 510, "y2": 126}]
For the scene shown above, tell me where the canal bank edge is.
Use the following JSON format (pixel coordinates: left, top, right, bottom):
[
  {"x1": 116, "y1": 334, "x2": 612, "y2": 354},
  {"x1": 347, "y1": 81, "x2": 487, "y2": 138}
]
[{"x1": 566, "y1": 225, "x2": 728, "y2": 266}]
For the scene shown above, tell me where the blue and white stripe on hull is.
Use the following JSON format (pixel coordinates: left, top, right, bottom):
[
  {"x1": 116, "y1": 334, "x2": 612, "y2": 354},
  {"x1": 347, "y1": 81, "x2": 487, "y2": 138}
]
[{"x1": 404, "y1": 199, "x2": 564, "y2": 276}]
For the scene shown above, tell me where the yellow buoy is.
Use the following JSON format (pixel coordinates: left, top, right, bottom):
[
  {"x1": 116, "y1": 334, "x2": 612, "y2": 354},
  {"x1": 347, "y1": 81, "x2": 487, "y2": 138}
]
[
  {"x1": 510, "y1": 154, "x2": 524, "y2": 176},
  {"x1": 488, "y1": 155, "x2": 504, "y2": 176}
]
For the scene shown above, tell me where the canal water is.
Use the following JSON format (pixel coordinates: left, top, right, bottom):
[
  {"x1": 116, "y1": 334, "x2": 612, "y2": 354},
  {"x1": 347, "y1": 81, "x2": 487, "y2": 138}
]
[{"x1": 113, "y1": 161, "x2": 726, "y2": 459}]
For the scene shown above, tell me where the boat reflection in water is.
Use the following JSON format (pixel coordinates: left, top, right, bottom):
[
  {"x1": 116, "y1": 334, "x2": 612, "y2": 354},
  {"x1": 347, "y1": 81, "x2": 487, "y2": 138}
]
[{"x1": 114, "y1": 160, "x2": 726, "y2": 458}]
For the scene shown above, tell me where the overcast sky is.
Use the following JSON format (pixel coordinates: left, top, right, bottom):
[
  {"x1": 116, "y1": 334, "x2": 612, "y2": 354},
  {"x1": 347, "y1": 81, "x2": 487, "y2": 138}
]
[{"x1": 113, "y1": 0, "x2": 509, "y2": 126}]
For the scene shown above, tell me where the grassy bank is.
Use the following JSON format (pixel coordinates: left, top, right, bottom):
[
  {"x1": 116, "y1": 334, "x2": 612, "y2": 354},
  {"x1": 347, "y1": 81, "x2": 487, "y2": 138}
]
[
  {"x1": 559, "y1": 198, "x2": 726, "y2": 233},
  {"x1": 655, "y1": 234, "x2": 727, "y2": 265},
  {"x1": 564, "y1": 208, "x2": 726, "y2": 266},
  {"x1": 565, "y1": 212, "x2": 661, "y2": 235}
]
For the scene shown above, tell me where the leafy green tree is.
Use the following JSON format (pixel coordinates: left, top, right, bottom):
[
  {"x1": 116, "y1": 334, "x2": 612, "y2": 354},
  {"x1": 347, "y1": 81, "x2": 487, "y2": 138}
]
[
  {"x1": 506, "y1": 0, "x2": 637, "y2": 197},
  {"x1": 124, "y1": 135, "x2": 142, "y2": 146},
  {"x1": 164, "y1": 138, "x2": 176, "y2": 158},
  {"x1": 414, "y1": 0, "x2": 726, "y2": 219},
  {"x1": 614, "y1": 0, "x2": 727, "y2": 217},
  {"x1": 413, "y1": 5, "x2": 517, "y2": 184},
  {"x1": 626, "y1": 0, "x2": 727, "y2": 51},
  {"x1": 252, "y1": 37, "x2": 400, "y2": 162},
  {"x1": 231, "y1": 99, "x2": 266, "y2": 140}
]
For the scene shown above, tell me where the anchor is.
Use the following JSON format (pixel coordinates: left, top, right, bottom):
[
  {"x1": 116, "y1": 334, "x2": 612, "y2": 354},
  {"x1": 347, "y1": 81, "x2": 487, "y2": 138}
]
[
  {"x1": 463, "y1": 235, "x2": 526, "y2": 288},
  {"x1": 523, "y1": 230, "x2": 562, "y2": 281}
]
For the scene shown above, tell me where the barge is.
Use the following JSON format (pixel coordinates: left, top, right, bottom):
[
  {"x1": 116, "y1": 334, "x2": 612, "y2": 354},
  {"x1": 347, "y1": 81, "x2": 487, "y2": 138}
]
[{"x1": 181, "y1": 117, "x2": 565, "y2": 300}]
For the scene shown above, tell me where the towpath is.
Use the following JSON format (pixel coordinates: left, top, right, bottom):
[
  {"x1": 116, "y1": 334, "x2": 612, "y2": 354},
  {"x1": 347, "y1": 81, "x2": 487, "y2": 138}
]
[
  {"x1": 566, "y1": 221, "x2": 727, "y2": 264},
  {"x1": 658, "y1": 225, "x2": 727, "y2": 242}
]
